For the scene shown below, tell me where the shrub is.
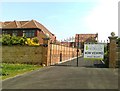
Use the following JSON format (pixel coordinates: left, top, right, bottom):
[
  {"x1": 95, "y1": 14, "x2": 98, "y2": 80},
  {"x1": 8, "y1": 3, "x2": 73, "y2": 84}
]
[
  {"x1": 2, "y1": 34, "x2": 39, "y2": 46},
  {"x1": 25, "y1": 38, "x2": 39, "y2": 46},
  {"x1": 25, "y1": 38, "x2": 32, "y2": 45},
  {"x1": 2, "y1": 34, "x2": 27, "y2": 45},
  {"x1": 118, "y1": 38, "x2": 120, "y2": 46},
  {"x1": 32, "y1": 37, "x2": 39, "y2": 44},
  {"x1": 11, "y1": 35, "x2": 20, "y2": 45},
  {"x1": 2, "y1": 34, "x2": 12, "y2": 45},
  {"x1": 104, "y1": 46, "x2": 107, "y2": 53},
  {"x1": 19, "y1": 37, "x2": 26, "y2": 45}
]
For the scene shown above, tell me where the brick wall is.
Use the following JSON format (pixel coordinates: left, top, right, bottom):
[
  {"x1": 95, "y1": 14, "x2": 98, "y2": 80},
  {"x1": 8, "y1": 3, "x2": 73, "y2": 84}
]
[
  {"x1": 116, "y1": 45, "x2": 120, "y2": 67},
  {"x1": 2, "y1": 42, "x2": 81, "y2": 66},
  {"x1": 108, "y1": 36, "x2": 119, "y2": 68},
  {"x1": 2, "y1": 46, "x2": 45, "y2": 65}
]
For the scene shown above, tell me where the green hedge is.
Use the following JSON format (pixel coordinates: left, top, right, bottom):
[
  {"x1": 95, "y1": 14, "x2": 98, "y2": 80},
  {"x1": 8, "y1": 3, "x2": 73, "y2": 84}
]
[{"x1": 2, "y1": 34, "x2": 27, "y2": 46}]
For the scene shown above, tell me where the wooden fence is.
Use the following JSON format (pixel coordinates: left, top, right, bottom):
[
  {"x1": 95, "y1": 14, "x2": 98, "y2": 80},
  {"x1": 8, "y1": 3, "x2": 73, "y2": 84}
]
[{"x1": 48, "y1": 44, "x2": 81, "y2": 65}]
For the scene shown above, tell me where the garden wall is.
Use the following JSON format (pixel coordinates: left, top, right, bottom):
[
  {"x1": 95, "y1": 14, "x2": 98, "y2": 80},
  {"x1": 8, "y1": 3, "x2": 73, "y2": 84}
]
[
  {"x1": 2, "y1": 42, "x2": 81, "y2": 66},
  {"x1": 2, "y1": 46, "x2": 45, "y2": 65}
]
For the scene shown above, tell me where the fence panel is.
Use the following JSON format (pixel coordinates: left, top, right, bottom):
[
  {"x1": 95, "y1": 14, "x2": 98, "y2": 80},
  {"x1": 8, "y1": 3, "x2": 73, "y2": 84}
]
[{"x1": 50, "y1": 44, "x2": 81, "y2": 65}]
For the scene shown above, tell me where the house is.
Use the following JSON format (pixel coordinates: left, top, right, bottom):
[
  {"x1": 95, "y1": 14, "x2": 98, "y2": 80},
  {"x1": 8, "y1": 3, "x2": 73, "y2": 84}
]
[
  {"x1": 75, "y1": 33, "x2": 98, "y2": 52},
  {"x1": 60, "y1": 33, "x2": 98, "y2": 48},
  {"x1": 0, "y1": 20, "x2": 56, "y2": 44}
]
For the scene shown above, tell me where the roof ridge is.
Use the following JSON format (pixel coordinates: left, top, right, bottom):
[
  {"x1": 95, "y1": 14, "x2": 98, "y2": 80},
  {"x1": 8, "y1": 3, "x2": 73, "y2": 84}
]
[
  {"x1": 35, "y1": 20, "x2": 53, "y2": 35},
  {"x1": 77, "y1": 33, "x2": 95, "y2": 35},
  {"x1": 16, "y1": 21, "x2": 22, "y2": 28},
  {"x1": 14, "y1": 20, "x2": 19, "y2": 28},
  {"x1": 32, "y1": 20, "x2": 39, "y2": 28}
]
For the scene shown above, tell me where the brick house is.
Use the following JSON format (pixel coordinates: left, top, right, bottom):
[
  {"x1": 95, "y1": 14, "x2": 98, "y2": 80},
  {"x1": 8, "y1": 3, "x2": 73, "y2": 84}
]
[
  {"x1": 75, "y1": 33, "x2": 98, "y2": 43},
  {"x1": 60, "y1": 33, "x2": 98, "y2": 48},
  {"x1": 75, "y1": 33, "x2": 98, "y2": 52},
  {"x1": 0, "y1": 20, "x2": 56, "y2": 44}
]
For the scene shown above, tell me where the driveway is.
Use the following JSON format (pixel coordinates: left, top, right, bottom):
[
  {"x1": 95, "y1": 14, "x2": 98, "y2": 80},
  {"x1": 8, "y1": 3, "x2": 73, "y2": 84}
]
[{"x1": 2, "y1": 57, "x2": 118, "y2": 89}]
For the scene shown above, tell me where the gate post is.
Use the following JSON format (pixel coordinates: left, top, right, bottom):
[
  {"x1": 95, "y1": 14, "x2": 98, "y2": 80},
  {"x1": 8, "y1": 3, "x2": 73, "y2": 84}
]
[
  {"x1": 108, "y1": 32, "x2": 118, "y2": 68},
  {"x1": 42, "y1": 38, "x2": 50, "y2": 66}
]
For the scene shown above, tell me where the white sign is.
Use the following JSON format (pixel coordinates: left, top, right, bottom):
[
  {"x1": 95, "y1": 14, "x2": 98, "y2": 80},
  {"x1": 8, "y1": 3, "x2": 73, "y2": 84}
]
[{"x1": 84, "y1": 44, "x2": 104, "y2": 60}]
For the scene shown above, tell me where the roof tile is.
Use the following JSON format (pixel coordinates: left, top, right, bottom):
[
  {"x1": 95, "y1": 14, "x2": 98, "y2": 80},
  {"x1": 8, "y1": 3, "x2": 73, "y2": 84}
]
[{"x1": 1, "y1": 20, "x2": 56, "y2": 39}]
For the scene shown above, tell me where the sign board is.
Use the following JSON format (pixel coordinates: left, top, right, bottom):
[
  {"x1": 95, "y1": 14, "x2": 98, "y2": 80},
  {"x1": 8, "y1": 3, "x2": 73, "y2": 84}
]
[{"x1": 84, "y1": 44, "x2": 104, "y2": 60}]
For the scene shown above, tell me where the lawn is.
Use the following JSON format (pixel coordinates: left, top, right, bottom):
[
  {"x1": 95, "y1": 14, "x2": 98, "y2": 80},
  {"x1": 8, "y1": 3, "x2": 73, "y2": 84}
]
[{"x1": 0, "y1": 63, "x2": 42, "y2": 80}]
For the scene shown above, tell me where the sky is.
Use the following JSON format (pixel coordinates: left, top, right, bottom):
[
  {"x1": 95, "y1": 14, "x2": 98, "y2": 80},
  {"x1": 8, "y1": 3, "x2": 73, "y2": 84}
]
[{"x1": 0, "y1": 0, "x2": 119, "y2": 42}]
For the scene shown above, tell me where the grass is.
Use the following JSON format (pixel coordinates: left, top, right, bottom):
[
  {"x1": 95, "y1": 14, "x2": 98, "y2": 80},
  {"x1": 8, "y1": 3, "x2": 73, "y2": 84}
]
[{"x1": 0, "y1": 63, "x2": 42, "y2": 80}]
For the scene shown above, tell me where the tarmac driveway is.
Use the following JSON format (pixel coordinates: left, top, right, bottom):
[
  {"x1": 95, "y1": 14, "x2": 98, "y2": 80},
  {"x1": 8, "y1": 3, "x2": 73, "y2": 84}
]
[{"x1": 2, "y1": 57, "x2": 118, "y2": 89}]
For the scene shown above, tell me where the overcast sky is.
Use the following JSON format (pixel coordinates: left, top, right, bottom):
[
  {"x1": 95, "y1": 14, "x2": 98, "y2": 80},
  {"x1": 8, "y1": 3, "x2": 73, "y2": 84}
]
[{"x1": 0, "y1": 0, "x2": 119, "y2": 42}]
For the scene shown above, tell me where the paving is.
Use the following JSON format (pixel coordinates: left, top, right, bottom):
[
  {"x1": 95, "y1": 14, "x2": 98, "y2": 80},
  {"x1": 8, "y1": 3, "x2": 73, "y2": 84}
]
[{"x1": 2, "y1": 57, "x2": 118, "y2": 89}]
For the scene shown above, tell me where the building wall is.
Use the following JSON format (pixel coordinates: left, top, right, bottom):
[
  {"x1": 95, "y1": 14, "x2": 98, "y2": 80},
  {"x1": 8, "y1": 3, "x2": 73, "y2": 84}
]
[
  {"x1": 75, "y1": 34, "x2": 98, "y2": 43},
  {"x1": 36, "y1": 30, "x2": 44, "y2": 44}
]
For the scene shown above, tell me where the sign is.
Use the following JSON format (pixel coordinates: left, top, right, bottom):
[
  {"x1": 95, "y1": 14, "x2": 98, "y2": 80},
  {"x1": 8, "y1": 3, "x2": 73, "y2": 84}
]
[{"x1": 84, "y1": 44, "x2": 104, "y2": 60}]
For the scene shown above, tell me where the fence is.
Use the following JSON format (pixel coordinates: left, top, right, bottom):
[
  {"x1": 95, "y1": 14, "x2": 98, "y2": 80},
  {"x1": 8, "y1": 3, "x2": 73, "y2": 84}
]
[
  {"x1": 3, "y1": 35, "x2": 119, "y2": 68},
  {"x1": 49, "y1": 44, "x2": 81, "y2": 65},
  {"x1": 2, "y1": 41, "x2": 81, "y2": 66}
]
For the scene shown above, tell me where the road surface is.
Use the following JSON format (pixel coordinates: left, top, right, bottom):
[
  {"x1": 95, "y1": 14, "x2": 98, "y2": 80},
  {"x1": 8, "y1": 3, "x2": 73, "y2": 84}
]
[{"x1": 2, "y1": 57, "x2": 118, "y2": 90}]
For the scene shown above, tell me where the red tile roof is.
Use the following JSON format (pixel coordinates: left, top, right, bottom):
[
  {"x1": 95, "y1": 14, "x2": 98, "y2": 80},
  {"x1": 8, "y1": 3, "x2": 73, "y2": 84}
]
[{"x1": 0, "y1": 20, "x2": 55, "y2": 38}]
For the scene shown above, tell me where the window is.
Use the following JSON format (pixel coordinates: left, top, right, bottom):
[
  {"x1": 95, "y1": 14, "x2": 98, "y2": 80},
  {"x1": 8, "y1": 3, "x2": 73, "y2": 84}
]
[
  {"x1": 2, "y1": 30, "x2": 7, "y2": 34},
  {"x1": 23, "y1": 30, "x2": 35, "y2": 38},
  {"x1": 12, "y1": 30, "x2": 18, "y2": 36}
]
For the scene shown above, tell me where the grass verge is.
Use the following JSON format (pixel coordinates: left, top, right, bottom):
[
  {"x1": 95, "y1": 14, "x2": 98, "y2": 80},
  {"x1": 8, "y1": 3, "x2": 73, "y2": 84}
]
[{"x1": 0, "y1": 63, "x2": 42, "y2": 80}]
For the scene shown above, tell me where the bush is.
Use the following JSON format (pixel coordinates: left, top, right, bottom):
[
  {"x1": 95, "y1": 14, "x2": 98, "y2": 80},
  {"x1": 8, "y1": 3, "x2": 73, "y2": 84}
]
[
  {"x1": 2, "y1": 34, "x2": 12, "y2": 45},
  {"x1": 2, "y1": 34, "x2": 40, "y2": 46},
  {"x1": 11, "y1": 35, "x2": 20, "y2": 45},
  {"x1": 19, "y1": 37, "x2": 26, "y2": 45},
  {"x1": 2, "y1": 34, "x2": 27, "y2": 45},
  {"x1": 32, "y1": 37, "x2": 39, "y2": 44},
  {"x1": 118, "y1": 38, "x2": 120, "y2": 46},
  {"x1": 104, "y1": 45, "x2": 107, "y2": 53},
  {"x1": 25, "y1": 38, "x2": 39, "y2": 46}
]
